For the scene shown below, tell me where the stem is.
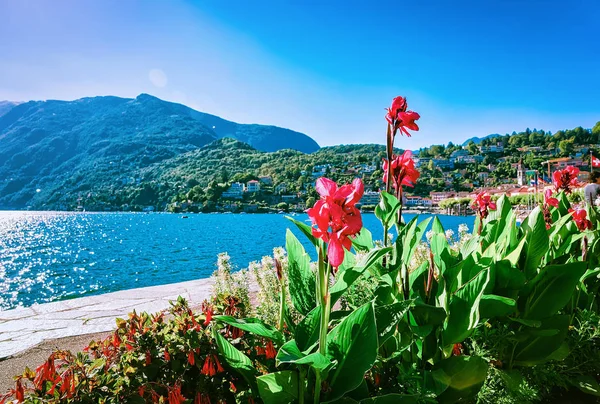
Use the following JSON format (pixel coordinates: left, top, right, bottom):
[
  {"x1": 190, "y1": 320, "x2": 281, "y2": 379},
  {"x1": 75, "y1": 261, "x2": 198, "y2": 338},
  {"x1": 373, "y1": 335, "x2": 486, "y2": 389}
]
[
  {"x1": 396, "y1": 186, "x2": 404, "y2": 227},
  {"x1": 299, "y1": 367, "x2": 306, "y2": 404},
  {"x1": 278, "y1": 279, "x2": 285, "y2": 331},
  {"x1": 314, "y1": 371, "x2": 322, "y2": 404},
  {"x1": 317, "y1": 249, "x2": 331, "y2": 357},
  {"x1": 383, "y1": 123, "x2": 394, "y2": 248}
]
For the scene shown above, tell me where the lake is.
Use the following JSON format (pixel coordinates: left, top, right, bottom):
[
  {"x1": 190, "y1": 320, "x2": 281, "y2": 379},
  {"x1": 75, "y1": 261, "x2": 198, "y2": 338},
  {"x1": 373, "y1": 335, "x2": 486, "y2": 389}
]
[{"x1": 0, "y1": 211, "x2": 474, "y2": 310}]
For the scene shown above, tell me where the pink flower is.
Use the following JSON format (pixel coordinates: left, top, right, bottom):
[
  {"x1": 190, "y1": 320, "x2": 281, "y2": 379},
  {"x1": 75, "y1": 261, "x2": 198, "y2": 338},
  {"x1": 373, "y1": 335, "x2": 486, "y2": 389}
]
[
  {"x1": 382, "y1": 150, "x2": 420, "y2": 189},
  {"x1": 544, "y1": 189, "x2": 559, "y2": 208},
  {"x1": 553, "y1": 166, "x2": 581, "y2": 194},
  {"x1": 569, "y1": 208, "x2": 592, "y2": 231},
  {"x1": 472, "y1": 192, "x2": 496, "y2": 219},
  {"x1": 306, "y1": 178, "x2": 364, "y2": 269},
  {"x1": 385, "y1": 96, "x2": 420, "y2": 137}
]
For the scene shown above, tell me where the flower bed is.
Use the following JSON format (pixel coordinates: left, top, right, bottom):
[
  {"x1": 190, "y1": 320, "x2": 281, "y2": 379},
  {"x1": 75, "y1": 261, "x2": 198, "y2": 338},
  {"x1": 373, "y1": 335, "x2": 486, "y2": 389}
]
[{"x1": 3, "y1": 97, "x2": 600, "y2": 403}]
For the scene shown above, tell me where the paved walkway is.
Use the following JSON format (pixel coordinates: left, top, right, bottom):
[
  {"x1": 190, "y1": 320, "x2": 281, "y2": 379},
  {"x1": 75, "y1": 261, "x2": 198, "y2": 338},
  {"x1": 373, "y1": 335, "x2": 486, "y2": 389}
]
[{"x1": 0, "y1": 279, "x2": 214, "y2": 359}]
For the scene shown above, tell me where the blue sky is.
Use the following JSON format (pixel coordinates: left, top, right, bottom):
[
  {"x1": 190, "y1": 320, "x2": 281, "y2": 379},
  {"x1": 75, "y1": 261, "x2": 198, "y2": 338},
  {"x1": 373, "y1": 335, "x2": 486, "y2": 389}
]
[{"x1": 0, "y1": 0, "x2": 598, "y2": 149}]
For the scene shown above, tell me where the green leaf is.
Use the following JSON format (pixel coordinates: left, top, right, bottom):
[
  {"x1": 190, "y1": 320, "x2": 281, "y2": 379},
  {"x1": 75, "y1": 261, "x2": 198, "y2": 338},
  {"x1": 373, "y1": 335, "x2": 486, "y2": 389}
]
[
  {"x1": 285, "y1": 229, "x2": 317, "y2": 315},
  {"x1": 570, "y1": 375, "x2": 600, "y2": 397},
  {"x1": 519, "y1": 207, "x2": 550, "y2": 280},
  {"x1": 330, "y1": 247, "x2": 391, "y2": 305},
  {"x1": 359, "y1": 394, "x2": 418, "y2": 403},
  {"x1": 214, "y1": 315, "x2": 284, "y2": 346},
  {"x1": 374, "y1": 300, "x2": 414, "y2": 345},
  {"x1": 286, "y1": 216, "x2": 319, "y2": 247},
  {"x1": 400, "y1": 217, "x2": 432, "y2": 265},
  {"x1": 479, "y1": 295, "x2": 516, "y2": 319},
  {"x1": 432, "y1": 355, "x2": 489, "y2": 404},
  {"x1": 512, "y1": 314, "x2": 570, "y2": 366},
  {"x1": 214, "y1": 330, "x2": 258, "y2": 394},
  {"x1": 375, "y1": 191, "x2": 401, "y2": 227},
  {"x1": 410, "y1": 299, "x2": 447, "y2": 338},
  {"x1": 352, "y1": 228, "x2": 374, "y2": 252},
  {"x1": 276, "y1": 340, "x2": 333, "y2": 372},
  {"x1": 257, "y1": 371, "x2": 299, "y2": 404},
  {"x1": 325, "y1": 302, "x2": 378, "y2": 402},
  {"x1": 521, "y1": 262, "x2": 587, "y2": 320},
  {"x1": 294, "y1": 306, "x2": 321, "y2": 352},
  {"x1": 442, "y1": 269, "x2": 490, "y2": 345}
]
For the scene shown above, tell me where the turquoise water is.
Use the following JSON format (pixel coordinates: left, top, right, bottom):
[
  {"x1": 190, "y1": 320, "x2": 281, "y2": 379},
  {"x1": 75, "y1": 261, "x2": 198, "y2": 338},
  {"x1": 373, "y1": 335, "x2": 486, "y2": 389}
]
[{"x1": 0, "y1": 211, "x2": 473, "y2": 310}]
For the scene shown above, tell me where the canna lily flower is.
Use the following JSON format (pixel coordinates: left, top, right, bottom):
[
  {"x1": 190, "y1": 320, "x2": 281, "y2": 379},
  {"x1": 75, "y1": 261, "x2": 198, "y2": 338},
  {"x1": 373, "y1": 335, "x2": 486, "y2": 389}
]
[
  {"x1": 385, "y1": 96, "x2": 420, "y2": 137},
  {"x1": 382, "y1": 150, "x2": 420, "y2": 189},
  {"x1": 553, "y1": 166, "x2": 581, "y2": 194},
  {"x1": 472, "y1": 192, "x2": 496, "y2": 219},
  {"x1": 306, "y1": 177, "x2": 364, "y2": 269},
  {"x1": 544, "y1": 189, "x2": 559, "y2": 208},
  {"x1": 569, "y1": 208, "x2": 592, "y2": 231}
]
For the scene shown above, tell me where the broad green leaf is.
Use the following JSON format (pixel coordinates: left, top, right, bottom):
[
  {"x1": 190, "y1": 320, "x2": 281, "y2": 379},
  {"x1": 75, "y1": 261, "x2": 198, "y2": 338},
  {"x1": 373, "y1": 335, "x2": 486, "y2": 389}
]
[
  {"x1": 442, "y1": 269, "x2": 490, "y2": 345},
  {"x1": 512, "y1": 314, "x2": 570, "y2": 366},
  {"x1": 360, "y1": 394, "x2": 418, "y2": 403},
  {"x1": 352, "y1": 228, "x2": 374, "y2": 252},
  {"x1": 276, "y1": 340, "x2": 333, "y2": 372},
  {"x1": 294, "y1": 306, "x2": 321, "y2": 352},
  {"x1": 521, "y1": 262, "x2": 587, "y2": 320},
  {"x1": 257, "y1": 370, "x2": 299, "y2": 404},
  {"x1": 214, "y1": 315, "x2": 284, "y2": 346},
  {"x1": 330, "y1": 247, "x2": 391, "y2": 305},
  {"x1": 519, "y1": 207, "x2": 550, "y2": 280},
  {"x1": 214, "y1": 330, "x2": 258, "y2": 394},
  {"x1": 285, "y1": 229, "x2": 316, "y2": 315},
  {"x1": 375, "y1": 191, "x2": 401, "y2": 227},
  {"x1": 411, "y1": 299, "x2": 447, "y2": 338},
  {"x1": 325, "y1": 302, "x2": 378, "y2": 402},
  {"x1": 374, "y1": 300, "x2": 414, "y2": 345},
  {"x1": 479, "y1": 295, "x2": 516, "y2": 319},
  {"x1": 285, "y1": 216, "x2": 319, "y2": 247},
  {"x1": 570, "y1": 375, "x2": 600, "y2": 397},
  {"x1": 433, "y1": 355, "x2": 489, "y2": 404},
  {"x1": 401, "y1": 217, "x2": 431, "y2": 264}
]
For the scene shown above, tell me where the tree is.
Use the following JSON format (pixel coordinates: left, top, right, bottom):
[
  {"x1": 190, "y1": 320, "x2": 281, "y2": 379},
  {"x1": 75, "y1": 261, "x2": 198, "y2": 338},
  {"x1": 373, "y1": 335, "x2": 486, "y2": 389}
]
[{"x1": 559, "y1": 138, "x2": 575, "y2": 156}]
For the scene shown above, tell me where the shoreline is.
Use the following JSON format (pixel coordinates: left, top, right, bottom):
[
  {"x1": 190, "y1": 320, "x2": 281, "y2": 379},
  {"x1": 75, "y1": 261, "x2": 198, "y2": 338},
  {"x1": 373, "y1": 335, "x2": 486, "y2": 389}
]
[{"x1": 0, "y1": 278, "x2": 216, "y2": 360}]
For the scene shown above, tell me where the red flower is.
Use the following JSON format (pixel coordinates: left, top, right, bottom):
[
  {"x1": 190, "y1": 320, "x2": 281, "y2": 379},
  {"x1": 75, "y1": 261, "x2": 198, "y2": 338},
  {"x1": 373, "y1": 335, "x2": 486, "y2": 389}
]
[
  {"x1": 138, "y1": 385, "x2": 145, "y2": 398},
  {"x1": 472, "y1": 192, "x2": 496, "y2": 219},
  {"x1": 188, "y1": 351, "x2": 195, "y2": 366},
  {"x1": 544, "y1": 189, "x2": 559, "y2": 208},
  {"x1": 569, "y1": 208, "x2": 592, "y2": 231},
  {"x1": 202, "y1": 301, "x2": 214, "y2": 325},
  {"x1": 168, "y1": 383, "x2": 186, "y2": 404},
  {"x1": 382, "y1": 150, "x2": 420, "y2": 189},
  {"x1": 306, "y1": 177, "x2": 364, "y2": 269},
  {"x1": 265, "y1": 340, "x2": 277, "y2": 360},
  {"x1": 34, "y1": 357, "x2": 59, "y2": 390},
  {"x1": 553, "y1": 166, "x2": 581, "y2": 194},
  {"x1": 452, "y1": 343, "x2": 463, "y2": 356},
  {"x1": 15, "y1": 378, "x2": 25, "y2": 402},
  {"x1": 201, "y1": 354, "x2": 224, "y2": 376},
  {"x1": 164, "y1": 348, "x2": 171, "y2": 362},
  {"x1": 385, "y1": 96, "x2": 420, "y2": 137},
  {"x1": 195, "y1": 393, "x2": 212, "y2": 404},
  {"x1": 145, "y1": 351, "x2": 152, "y2": 366}
]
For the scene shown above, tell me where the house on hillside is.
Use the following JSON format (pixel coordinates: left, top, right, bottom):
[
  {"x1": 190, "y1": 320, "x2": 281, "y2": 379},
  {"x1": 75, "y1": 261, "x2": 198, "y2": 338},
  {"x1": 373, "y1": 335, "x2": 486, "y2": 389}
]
[
  {"x1": 246, "y1": 180, "x2": 261, "y2": 193},
  {"x1": 430, "y1": 191, "x2": 456, "y2": 205},
  {"x1": 223, "y1": 182, "x2": 244, "y2": 199},
  {"x1": 360, "y1": 191, "x2": 380, "y2": 206}
]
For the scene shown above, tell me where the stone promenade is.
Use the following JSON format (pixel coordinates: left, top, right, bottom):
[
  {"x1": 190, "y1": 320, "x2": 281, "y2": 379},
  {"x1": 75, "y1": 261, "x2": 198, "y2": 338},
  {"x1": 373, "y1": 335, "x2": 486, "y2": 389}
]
[{"x1": 0, "y1": 279, "x2": 214, "y2": 359}]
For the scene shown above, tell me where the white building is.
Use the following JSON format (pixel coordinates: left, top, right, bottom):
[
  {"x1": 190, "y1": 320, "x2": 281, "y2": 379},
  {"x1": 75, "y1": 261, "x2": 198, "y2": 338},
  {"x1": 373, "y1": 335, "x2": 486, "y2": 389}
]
[
  {"x1": 246, "y1": 180, "x2": 261, "y2": 193},
  {"x1": 222, "y1": 182, "x2": 244, "y2": 199}
]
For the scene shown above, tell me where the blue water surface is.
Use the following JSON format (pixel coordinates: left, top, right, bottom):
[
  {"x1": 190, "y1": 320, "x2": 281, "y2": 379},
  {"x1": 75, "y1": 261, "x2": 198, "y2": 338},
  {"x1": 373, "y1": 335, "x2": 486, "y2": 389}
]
[{"x1": 0, "y1": 211, "x2": 473, "y2": 310}]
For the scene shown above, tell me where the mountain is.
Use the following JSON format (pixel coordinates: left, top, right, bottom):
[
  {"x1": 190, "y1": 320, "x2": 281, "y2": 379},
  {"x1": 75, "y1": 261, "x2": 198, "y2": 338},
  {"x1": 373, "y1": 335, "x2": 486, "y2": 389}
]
[
  {"x1": 462, "y1": 133, "x2": 501, "y2": 146},
  {"x1": 134, "y1": 94, "x2": 320, "y2": 153},
  {"x1": 0, "y1": 94, "x2": 319, "y2": 208},
  {"x1": 0, "y1": 101, "x2": 20, "y2": 117}
]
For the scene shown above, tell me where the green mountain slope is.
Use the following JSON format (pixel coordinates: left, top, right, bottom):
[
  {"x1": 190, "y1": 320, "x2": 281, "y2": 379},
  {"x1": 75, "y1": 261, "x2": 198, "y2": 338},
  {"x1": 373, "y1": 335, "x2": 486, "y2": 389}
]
[
  {"x1": 0, "y1": 94, "x2": 320, "y2": 209},
  {"x1": 0, "y1": 101, "x2": 20, "y2": 117}
]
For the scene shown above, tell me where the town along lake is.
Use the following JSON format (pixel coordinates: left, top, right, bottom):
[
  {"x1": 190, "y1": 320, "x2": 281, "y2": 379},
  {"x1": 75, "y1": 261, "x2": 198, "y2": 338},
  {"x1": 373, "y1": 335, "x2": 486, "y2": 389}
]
[{"x1": 0, "y1": 211, "x2": 474, "y2": 310}]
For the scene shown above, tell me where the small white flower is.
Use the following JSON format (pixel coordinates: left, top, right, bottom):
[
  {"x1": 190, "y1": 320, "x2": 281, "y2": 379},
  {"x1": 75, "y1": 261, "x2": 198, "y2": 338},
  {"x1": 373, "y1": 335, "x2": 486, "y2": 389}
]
[
  {"x1": 458, "y1": 223, "x2": 469, "y2": 234},
  {"x1": 445, "y1": 229, "x2": 455, "y2": 240},
  {"x1": 426, "y1": 230, "x2": 434, "y2": 241}
]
